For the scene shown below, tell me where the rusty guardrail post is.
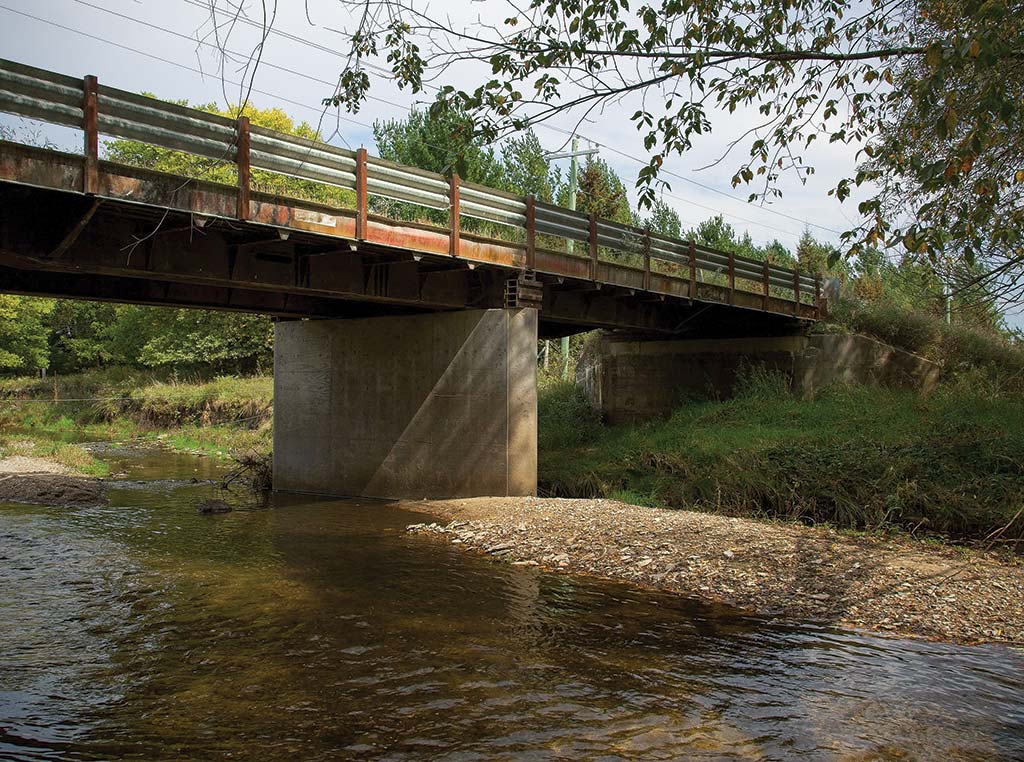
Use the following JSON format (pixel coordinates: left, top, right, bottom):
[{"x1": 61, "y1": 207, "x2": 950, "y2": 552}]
[
  {"x1": 235, "y1": 115, "x2": 250, "y2": 221},
  {"x1": 762, "y1": 260, "x2": 770, "y2": 311},
  {"x1": 688, "y1": 241, "x2": 697, "y2": 301},
  {"x1": 82, "y1": 74, "x2": 98, "y2": 195},
  {"x1": 727, "y1": 250, "x2": 736, "y2": 305},
  {"x1": 793, "y1": 268, "x2": 801, "y2": 315},
  {"x1": 355, "y1": 147, "x2": 367, "y2": 240},
  {"x1": 449, "y1": 172, "x2": 460, "y2": 258},
  {"x1": 525, "y1": 195, "x2": 536, "y2": 271},
  {"x1": 643, "y1": 228, "x2": 651, "y2": 292},
  {"x1": 588, "y1": 212, "x2": 598, "y2": 281}
]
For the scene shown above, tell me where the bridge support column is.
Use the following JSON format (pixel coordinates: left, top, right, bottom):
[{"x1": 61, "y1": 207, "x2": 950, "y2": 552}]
[{"x1": 273, "y1": 309, "x2": 537, "y2": 499}]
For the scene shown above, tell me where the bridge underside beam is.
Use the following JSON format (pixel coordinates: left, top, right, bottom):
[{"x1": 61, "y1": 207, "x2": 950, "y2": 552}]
[
  {"x1": 0, "y1": 183, "x2": 723, "y2": 335},
  {"x1": 274, "y1": 308, "x2": 538, "y2": 499},
  {"x1": 0, "y1": 143, "x2": 815, "y2": 336}
]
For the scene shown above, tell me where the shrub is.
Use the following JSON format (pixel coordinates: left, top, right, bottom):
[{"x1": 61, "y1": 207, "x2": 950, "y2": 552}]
[
  {"x1": 537, "y1": 378, "x2": 602, "y2": 451},
  {"x1": 940, "y1": 324, "x2": 1024, "y2": 379},
  {"x1": 831, "y1": 298, "x2": 941, "y2": 355},
  {"x1": 732, "y1": 363, "x2": 792, "y2": 401}
]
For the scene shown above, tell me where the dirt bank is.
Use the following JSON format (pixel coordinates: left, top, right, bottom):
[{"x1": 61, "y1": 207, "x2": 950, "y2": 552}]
[
  {"x1": 407, "y1": 497, "x2": 1024, "y2": 645},
  {"x1": 0, "y1": 456, "x2": 106, "y2": 507}
]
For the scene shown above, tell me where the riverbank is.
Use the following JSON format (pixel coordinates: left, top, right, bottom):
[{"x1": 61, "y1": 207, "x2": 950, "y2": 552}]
[
  {"x1": 408, "y1": 496, "x2": 1024, "y2": 645},
  {"x1": 540, "y1": 372, "x2": 1024, "y2": 543},
  {"x1": 0, "y1": 369, "x2": 272, "y2": 469},
  {"x1": 4, "y1": 366, "x2": 1024, "y2": 545},
  {"x1": 0, "y1": 455, "x2": 106, "y2": 506}
]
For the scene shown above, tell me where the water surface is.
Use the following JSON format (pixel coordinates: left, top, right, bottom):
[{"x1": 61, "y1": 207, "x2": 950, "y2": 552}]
[{"x1": 1, "y1": 449, "x2": 1022, "y2": 760}]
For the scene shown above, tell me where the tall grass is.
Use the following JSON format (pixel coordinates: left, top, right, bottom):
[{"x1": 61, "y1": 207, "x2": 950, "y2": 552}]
[
  {"x1": 828, "y1": 297, "x2": 1024, "y2": 389},
  {"x1": 538, "y1": 366, "x2": 1024, "y2": 542},
  {"x1": 0, "y1": 369, "x2": 273, "y2": 463},
  {"x1": 537, "y1": 376, "x2": 603, "y2": 451}
]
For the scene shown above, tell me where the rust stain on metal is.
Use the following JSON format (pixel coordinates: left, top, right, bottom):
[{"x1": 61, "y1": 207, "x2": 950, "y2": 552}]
[{"x1": 365, "y1": 220, "x2": 449, "y2": 257}]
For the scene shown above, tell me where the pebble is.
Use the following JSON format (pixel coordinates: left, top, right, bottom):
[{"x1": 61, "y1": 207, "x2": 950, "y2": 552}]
[{"x1": 402, "y1": 497, "x2": 1024, "y2": 645}]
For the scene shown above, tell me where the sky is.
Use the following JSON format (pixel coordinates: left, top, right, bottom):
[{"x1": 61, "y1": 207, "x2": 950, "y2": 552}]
[{"x1": 0, "y1": 0, "x2": 1020, "y2": 325}]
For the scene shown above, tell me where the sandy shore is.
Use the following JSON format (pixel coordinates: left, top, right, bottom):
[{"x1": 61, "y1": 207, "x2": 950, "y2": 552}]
[
  {"x1": 407, "y1": 496, "x2": 1024, "y2": 645},
  {"x1": 0, "y1": 456, "x2": 106, "y2": 507}
]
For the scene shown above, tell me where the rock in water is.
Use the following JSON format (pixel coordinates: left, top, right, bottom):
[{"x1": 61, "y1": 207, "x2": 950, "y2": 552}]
[{"x1": 196, "y1": 499, "x2": 232, "y2": 515}]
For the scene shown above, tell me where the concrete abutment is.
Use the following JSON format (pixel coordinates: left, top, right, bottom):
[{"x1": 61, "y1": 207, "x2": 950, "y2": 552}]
[
  {"x1": 273, "y1": 308, "x2": 538, "y2": 499},
  {"x1": 578, "y1": 331, "x2": 941, "y2": 424}
]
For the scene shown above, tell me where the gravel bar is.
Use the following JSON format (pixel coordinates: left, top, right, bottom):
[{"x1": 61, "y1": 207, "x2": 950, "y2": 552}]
[{"x1": 406, "y1": 496, "x2": 1024, "y2": 645}]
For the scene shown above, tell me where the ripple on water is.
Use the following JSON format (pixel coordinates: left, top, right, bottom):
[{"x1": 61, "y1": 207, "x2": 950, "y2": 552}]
[{"x1": 1, "y1": 450, "x2": 1023, "y2": 761}]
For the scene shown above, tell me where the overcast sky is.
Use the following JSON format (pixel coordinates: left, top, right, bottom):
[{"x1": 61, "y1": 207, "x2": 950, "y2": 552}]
[{"x1": 2, "y1": 0, "x2": 1020, "y2": 325}]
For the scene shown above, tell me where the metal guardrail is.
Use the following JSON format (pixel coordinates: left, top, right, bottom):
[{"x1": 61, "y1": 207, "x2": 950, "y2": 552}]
[{"x1": 0, "y1": 58, "x2": 821, "y2": 315}]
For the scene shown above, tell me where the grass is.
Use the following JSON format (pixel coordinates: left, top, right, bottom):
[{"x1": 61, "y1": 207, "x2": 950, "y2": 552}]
[
  {"x1": 537, "y1": 367, "x2": 1024, "y2": 543},
  {"x1": 826, "y1": 297, "x2": 1024, "y2": 389},
  {"x1": 0, "y1": 435, "x2": 111, "y2": 476},
  {"x1": 0, "y1": 369, "x2": 273, "y2": 468}
]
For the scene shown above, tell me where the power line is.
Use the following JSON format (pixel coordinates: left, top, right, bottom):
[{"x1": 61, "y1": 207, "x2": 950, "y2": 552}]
[
  {"x1": 540, "y1": 123, "x2": 842, "y2": 237},
  {"x1": 15, "y1": 1, "x2": 488, "y2": 161},
  {"x1": 72, "y1": 0, "x2": 423, "y2": 115},
  {"x1": 0, "y1": 2, "x2": 372, "y2": 145},
  {"x1": 536, "y1": 123, "x2": 828, "y2": 240}
]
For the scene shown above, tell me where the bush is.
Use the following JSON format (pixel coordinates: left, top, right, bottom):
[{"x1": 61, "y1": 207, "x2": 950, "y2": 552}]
[
  {"x1": 539, "y1": 379, "x2": 1024, "y2": 542},
  {"x1": 940, "y1": 324, "x2": 1024, "y2": 379},
  {"x1": 831, "y1": 298, "x2": 941, "y2": 355},
  {"x1": 828, "y1": 297, "x2": 1024, "y2": 390},
  {"x1": 732, "y1": 364, "x2": 792, "y2": 401},
  {"x1": 537, "y1": 378, "x2": 602, "y2": 451}
]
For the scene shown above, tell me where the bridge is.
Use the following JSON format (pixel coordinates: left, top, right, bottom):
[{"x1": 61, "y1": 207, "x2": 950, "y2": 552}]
[{"x1": 0, "y1": 59, "x2": 821, "y2": 500}]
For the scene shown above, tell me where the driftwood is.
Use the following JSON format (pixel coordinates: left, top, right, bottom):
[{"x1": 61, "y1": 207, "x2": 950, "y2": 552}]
[{"x1": 221, "y1": 451, "x2": 272, "y2": 493}]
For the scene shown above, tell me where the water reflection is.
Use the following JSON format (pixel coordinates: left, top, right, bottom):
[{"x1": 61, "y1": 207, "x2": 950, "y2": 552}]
[{"x1": 1, "y1": 450, "x2": 1022, "y2": 761}]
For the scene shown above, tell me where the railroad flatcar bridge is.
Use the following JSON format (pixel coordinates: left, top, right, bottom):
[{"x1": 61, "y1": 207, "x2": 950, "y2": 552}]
[{"x1": 0, "y1": 59, "x2": 821, "y2": 499}]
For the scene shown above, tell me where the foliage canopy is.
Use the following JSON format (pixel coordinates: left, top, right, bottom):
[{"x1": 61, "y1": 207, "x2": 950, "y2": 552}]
[{"x1": 307, "y1": 0, "x2": 1024, "y2": 306}]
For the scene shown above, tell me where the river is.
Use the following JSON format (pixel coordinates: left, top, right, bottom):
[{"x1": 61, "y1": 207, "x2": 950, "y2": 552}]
[{"x1": 1, "y1": 448, "x2": 1023, "y2": 761}]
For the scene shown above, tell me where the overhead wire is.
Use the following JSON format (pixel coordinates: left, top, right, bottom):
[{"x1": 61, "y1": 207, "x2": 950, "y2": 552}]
[{"x1": 0, "y1": 2, "x2": 370, "y2": 144}]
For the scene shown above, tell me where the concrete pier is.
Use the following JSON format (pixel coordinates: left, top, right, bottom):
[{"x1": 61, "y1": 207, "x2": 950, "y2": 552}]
[{"x1": 273, "y1": 308, "x2": 537, "y2": 499}]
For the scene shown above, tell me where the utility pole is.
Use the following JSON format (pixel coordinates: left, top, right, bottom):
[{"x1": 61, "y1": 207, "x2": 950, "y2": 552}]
[
  {"x1": 562, "y1": 137, "x2": 578, "y2": 381},
  {"x1": 544, "y1": 137, "x2": 599, "y2": 380}
]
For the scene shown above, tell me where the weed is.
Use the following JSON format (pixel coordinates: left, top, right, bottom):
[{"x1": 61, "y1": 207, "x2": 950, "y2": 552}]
[{"x1": 538, "y1": 376, "x2": 1024, "y2": 543}]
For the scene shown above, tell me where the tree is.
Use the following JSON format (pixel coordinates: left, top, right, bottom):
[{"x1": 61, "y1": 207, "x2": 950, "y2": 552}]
[
  {"x1": 689, "y1": 215, "x2": 760, "y2": 260},
  {"x1": 795, "y1": 229, "x2": 847, "y2": 278},
  {"x1": 131, "y1": 307, "x2": 273, "y2": 374},
  {"x1": 303, "y1": 0, "x2": 1023, "y2": 307},
  {"x1": 643, "y1": 198, "x2": 683, "y2": 240},
  {"x1": 0, "y1": 296, "x2": 52, "y2": 374},
  {"x1": 499, "y1": 129, "x2": 559, "y2": 202},
  {"x1": 574, "y1": 156, "x2": 631, "y2": 224},
  {"x1": 372, "y1": 98, "x2": 505, "y2": 223},
  {"x1": 48, "y1": 300, "x2": 121, "y2": 373},
  {"x1": 863, "y1": 0, "x2": 1024, "y2": 309},
  {"x1": 98, "y1": 97, "x2": 312, "y2": 375},
  {"x1": 373, "y1": 98, "x2": 502, "y2": 183},
  {"x1": 107, "y1": 99, "x2": 353, "y2": 208}
]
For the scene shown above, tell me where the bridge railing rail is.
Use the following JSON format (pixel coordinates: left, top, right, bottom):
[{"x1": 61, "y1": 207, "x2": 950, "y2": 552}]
[{"x1": 0, "y1": 58, "x2": 820, "y2": 317}]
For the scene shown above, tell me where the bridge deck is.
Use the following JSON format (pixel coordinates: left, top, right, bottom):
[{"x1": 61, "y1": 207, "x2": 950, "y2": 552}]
[{"x1": 0, "y1": 58, "x2": 818, "y2": 337}]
